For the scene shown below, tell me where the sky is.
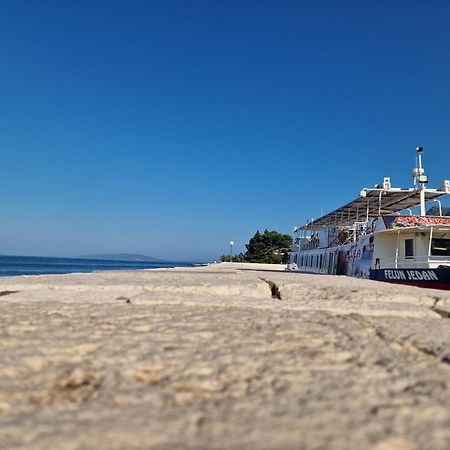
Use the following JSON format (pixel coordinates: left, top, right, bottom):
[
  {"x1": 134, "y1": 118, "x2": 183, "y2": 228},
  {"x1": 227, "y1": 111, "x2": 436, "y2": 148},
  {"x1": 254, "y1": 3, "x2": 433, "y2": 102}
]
[{"x1": 1, "y1": 0, "x2": 450, "y2": 261}]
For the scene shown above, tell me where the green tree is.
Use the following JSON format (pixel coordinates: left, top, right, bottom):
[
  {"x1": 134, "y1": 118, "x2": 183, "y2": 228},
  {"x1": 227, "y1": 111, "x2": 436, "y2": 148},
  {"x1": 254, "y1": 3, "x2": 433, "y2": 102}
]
[
  {"x1": 219, "y1": 252, "x2": 246, "y2": 262},
  {"x1": 245, "y1": 229, "x2": 292, "y2": 264},
  {"x1": 219, "y1": 230, "x2": 292, "y2": 264}
]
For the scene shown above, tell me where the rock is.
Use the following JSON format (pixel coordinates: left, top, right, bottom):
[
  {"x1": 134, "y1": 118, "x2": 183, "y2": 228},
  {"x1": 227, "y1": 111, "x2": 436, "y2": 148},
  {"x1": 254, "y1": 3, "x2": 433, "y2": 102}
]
[{"x1": 1, "y1": 263, "x2": 450, "y2": 449}]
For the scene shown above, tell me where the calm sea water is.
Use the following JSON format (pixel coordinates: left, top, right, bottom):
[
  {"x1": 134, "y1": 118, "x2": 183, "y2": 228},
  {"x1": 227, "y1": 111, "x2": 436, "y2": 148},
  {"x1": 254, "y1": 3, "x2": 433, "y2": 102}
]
[{"x1": 0, "y1": 255, "x2": 190, "y2": 277}]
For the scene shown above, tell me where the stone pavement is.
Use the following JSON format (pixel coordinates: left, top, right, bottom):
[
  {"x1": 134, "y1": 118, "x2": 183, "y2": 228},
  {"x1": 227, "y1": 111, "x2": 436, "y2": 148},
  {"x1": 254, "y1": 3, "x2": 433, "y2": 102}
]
[{"x1": 1, "y1": 263, "x2": 450, "y2": 450}]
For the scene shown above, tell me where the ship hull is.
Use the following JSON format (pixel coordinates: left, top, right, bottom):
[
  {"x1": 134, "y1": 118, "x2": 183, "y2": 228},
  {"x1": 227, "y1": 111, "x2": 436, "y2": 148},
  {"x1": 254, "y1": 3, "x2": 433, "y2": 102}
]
[{"x1": 369, "y1": 267, "x2": 450, "y2": 290}]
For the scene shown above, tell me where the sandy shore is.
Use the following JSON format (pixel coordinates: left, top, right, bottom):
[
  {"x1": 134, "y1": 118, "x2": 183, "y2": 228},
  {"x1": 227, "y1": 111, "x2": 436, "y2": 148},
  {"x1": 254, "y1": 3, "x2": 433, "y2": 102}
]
[{"x1": 2, "y1": 262, "x2": 450, "y2": 450}]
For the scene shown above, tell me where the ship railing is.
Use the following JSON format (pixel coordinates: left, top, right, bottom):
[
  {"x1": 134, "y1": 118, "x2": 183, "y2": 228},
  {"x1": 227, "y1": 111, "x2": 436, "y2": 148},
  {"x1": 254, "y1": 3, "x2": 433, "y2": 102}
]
[
  {"x1": 374, "y1": 255, "x2": 449, "y2": 269},
  {"x1": 300, "y1": 240, "x2": 320, "y2": 251}
]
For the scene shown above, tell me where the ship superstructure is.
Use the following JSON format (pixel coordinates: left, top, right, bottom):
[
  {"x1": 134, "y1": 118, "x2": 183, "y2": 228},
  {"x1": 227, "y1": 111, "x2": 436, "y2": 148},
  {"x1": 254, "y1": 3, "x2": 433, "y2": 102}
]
[{"x1": 288, "y1": 147, "x2": 450, "y2": 289}]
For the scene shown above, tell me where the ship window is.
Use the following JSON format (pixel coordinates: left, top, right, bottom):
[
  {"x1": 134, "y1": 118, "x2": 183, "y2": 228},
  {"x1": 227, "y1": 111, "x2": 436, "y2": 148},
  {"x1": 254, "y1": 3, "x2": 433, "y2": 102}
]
[
  {"x1": 405, "y1": 239, "x2": 414, "y2": 258},
  {"x1": 431, "y1": 239, "x2": 450, "y2": 256}
]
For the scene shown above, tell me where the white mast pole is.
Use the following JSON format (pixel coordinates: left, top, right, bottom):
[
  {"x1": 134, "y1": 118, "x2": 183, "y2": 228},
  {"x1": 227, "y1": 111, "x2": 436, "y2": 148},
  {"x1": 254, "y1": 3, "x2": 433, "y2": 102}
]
[{"x1": 417, "y1": 146, "x2": 426, "y2": 216}]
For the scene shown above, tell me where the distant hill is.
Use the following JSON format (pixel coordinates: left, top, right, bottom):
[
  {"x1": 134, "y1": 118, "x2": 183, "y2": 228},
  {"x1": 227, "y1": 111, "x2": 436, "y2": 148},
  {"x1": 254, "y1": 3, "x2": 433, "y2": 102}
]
[{"x1": 78, "y1": 253, "x2": 165, "y2": 262}]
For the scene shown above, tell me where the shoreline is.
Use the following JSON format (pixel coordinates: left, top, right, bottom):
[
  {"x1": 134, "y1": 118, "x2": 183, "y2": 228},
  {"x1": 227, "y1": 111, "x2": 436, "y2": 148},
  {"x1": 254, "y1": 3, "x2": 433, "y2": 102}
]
[{"x1": 0, "y1": 255, "x2": 194, "y2": 279}]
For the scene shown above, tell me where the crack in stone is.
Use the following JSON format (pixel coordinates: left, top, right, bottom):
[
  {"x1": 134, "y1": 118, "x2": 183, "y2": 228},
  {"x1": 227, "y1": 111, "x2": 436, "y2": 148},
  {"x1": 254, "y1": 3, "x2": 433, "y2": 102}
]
[
  {"x1": 259, "y1": 278, "x2": 282, "y2": 300},
  {"x1": 430, "y1": 297, "x2": 450, "y2": 318},
  {"x1": 116, "y1": 296, "x2": 132, "y2": 304},
  {"x1": 0, "y1": 290, "x2": 19, "y2": 297},
  {"x1": 351, "y1": 314, "x2": 450, "y2": 367},
  {"x1": 431, "y1": 308, "x2": 450, "y2": 318}
]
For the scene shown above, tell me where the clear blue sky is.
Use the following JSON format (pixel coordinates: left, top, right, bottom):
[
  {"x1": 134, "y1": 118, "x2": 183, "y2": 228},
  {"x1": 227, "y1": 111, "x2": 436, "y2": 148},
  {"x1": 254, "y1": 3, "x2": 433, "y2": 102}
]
[{"x1": 1, "y1": 0, "x2": 450, "y2": 261}]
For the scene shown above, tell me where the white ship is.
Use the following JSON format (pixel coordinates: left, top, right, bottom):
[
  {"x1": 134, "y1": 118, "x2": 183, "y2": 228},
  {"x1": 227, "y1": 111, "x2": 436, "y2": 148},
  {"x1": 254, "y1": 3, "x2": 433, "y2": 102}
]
[{"x1": 288, "y1": 147, "x2": 450, "y2": 290}]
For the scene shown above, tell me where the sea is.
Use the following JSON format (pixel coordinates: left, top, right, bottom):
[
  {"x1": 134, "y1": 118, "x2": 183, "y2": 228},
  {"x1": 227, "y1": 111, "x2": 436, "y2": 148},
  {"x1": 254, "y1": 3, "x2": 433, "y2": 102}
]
[{"x1": 0, "y1": 255, "x2": 191, "y2": 277}]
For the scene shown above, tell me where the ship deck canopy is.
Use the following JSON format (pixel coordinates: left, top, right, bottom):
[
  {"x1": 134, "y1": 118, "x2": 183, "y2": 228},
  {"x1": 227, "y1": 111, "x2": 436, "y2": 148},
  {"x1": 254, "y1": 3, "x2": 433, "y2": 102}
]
[{"x1": 302, "y1": 188, "x2": 447, "y2": 230}]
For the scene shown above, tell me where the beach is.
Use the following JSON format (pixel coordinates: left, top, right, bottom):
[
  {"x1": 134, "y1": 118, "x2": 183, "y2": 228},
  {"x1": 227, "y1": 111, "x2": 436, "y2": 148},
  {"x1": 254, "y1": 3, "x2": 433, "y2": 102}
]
[{"x1": 2, "y1": 262, "x2": 450, "y2": 450}]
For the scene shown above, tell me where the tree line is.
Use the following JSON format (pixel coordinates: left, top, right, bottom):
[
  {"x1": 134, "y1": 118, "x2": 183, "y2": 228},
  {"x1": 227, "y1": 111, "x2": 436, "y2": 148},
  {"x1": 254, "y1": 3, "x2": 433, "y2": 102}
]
[{"x1": 220, "y1": 230, "x2": 292, "y2": 264}]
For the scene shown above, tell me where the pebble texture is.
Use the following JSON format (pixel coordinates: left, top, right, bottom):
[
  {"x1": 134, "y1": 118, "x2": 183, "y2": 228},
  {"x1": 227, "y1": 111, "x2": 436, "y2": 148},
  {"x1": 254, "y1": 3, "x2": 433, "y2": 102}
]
[{"x1": 1, "y1": 263, "x2": 450, "y2": 450}]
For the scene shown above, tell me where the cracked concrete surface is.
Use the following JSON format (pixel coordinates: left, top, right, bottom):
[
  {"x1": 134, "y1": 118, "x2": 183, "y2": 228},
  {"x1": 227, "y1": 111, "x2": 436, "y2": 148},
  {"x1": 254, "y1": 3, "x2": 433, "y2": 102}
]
[{"x1": 1, "y1": 262, "x2": 450, "y2": 450}]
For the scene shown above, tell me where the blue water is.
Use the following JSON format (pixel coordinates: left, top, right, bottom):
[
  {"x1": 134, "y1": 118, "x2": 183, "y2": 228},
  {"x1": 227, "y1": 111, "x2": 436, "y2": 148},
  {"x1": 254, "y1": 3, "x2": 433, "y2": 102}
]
[{"x1": 0, "y1": 255, "x2": 190, "y2": 277}]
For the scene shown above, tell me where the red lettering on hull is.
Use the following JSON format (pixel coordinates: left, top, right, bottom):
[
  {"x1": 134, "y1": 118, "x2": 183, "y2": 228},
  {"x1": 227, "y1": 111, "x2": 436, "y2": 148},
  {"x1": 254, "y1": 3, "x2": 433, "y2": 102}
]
[{"x1": 394, "y1": 216, "x2": 450, "y2": 226}]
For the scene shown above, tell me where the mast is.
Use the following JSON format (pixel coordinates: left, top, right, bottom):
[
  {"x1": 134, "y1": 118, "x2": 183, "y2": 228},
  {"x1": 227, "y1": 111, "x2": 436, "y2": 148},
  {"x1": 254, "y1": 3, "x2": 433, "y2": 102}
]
[{"x1": 412, "y1": 146, "x2": 428, "y2": 216}]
